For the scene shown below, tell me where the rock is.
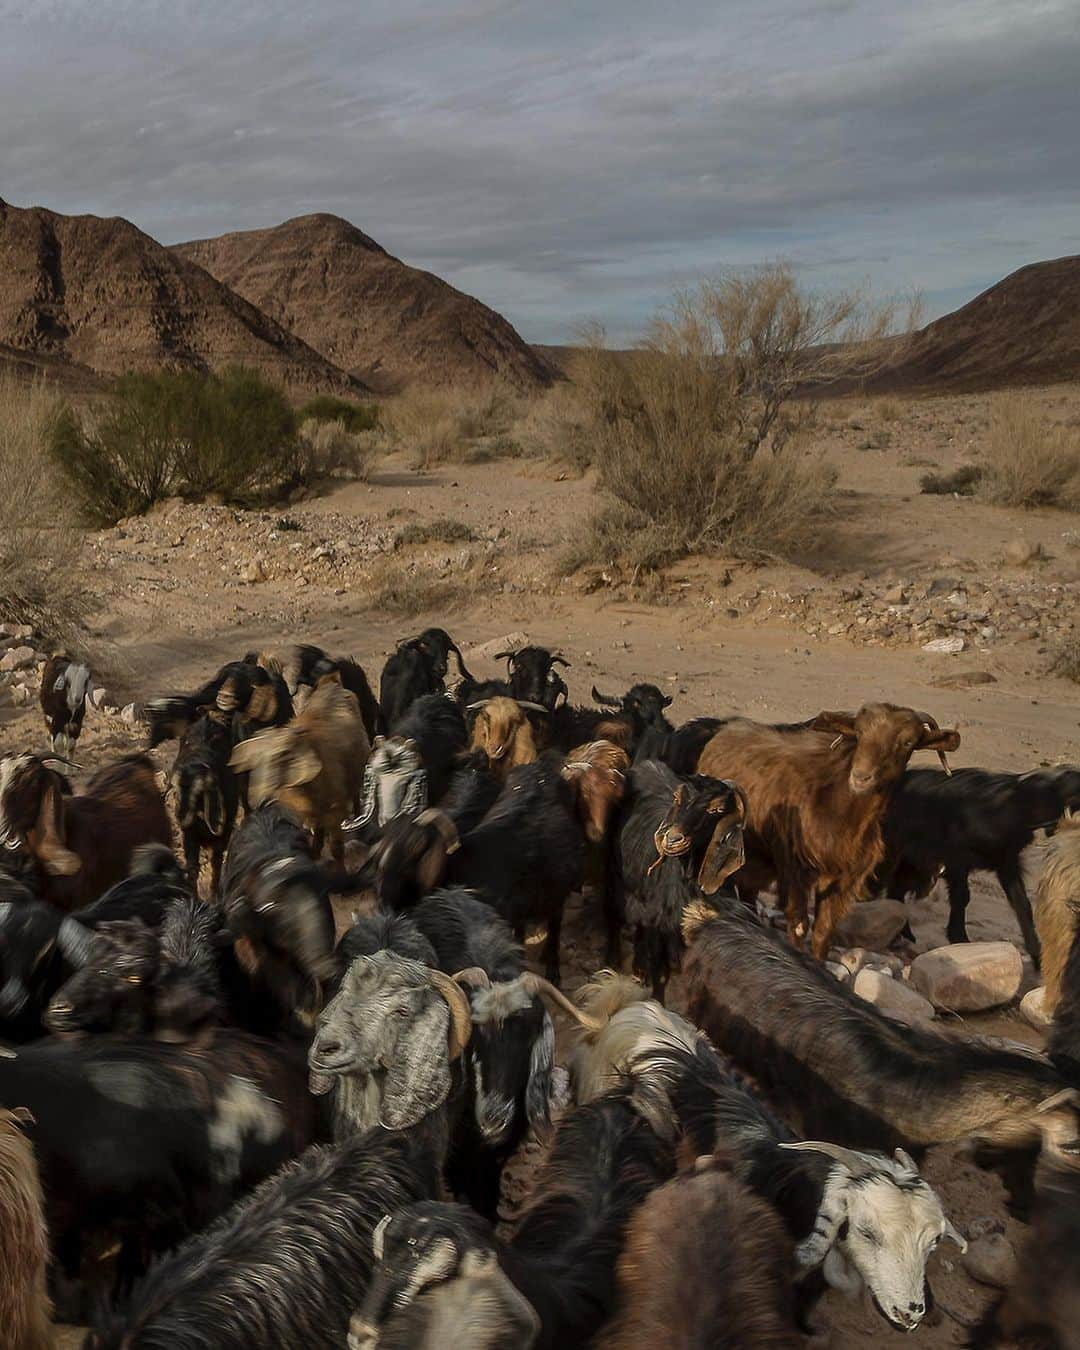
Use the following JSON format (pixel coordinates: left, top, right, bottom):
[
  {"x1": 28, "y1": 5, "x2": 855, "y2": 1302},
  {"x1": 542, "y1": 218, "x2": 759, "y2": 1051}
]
[
  {"x1": 1020, "y1": 985, "x2": 1052, "y2": 1029},
  {"x1": 466, "y1": 632, "x2": 530, "y2": 662},
  {"x1": 853, "y1": 969, "x2": 936, "y2": 1026},
  {"x1": 88, "y1": 686, "x2": 108, "y2": 711},
  {"x1": 927, "y1": 576, "x2": 960, "y2": 597},
  {"x1": 883, "y1": 584, "x2": 908, "y2": 604},
  {"x1": 10, "y1": 682, "x2": 33, "y2": 707},
  {"x1": 909, "y1": 942, "x2": 1023, "y2": 1012},
  {"x1": 967, "y1": 1215, "x2": 1006, "y2": 1241},
  {"x1": 831, "y1": 947, "x2": 869, "y2": 977},
  {"x1": 1005, "y1": 537, "x2": 1040, "y2": 567},
  {"x1": 120, "y1": 703, "x2": 139, "y2": 727},
  {"x1": 0, "y1": 645, "x2": 36, "y2": 672},
  {"x1": 10, "y1": 625, "x2": 33, "y2": 641},
  {"x1": 931, "y1": 669, "x2": 997, "y2": 689},
  {"x1": 962, "y1": 1233, "x2": 1017, "y2": 1289},
  {"x1": 834, "y1": 899, "x2": 909, "y2": 952},
  {"x1": 239, "y1": 557, "x2": 266, "y2": 584},
  {"x1": 922, "y1": 635, "x2": 966, "y2": 654}
]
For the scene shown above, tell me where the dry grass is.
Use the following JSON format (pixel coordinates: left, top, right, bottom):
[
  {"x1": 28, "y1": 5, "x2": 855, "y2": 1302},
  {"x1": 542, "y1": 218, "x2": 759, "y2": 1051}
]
[
  {"x1": 920, "y1": 464, "x2": 984, "y2": 496},
  {"x1": 394, "y1": 517, "x2": 475, "y2": 547},
  {"x1": 513, "y1": 382, "x2": 594, "y2": 472},
  {"x1": 298, "y1": 418, "x2": 374, "y2": 480},
  {"x1": 363, "y1": 554, "x2": 480, "y2": 616},
  {"x1": 979, "y1": 395, "x2": 1080, "y2": 508},
  {"x1": 1049, "y1": 636, "x2": 1080, "y2": 684},
  {"x1": 0, "y1": 374, "x2": 91, "y2": 643},
  {"x1": 381, "y1": 385, "x2": 524, "y2": 467},
  {"x1": 876, "y1": 398, "x2": 903, "y2": 423}
]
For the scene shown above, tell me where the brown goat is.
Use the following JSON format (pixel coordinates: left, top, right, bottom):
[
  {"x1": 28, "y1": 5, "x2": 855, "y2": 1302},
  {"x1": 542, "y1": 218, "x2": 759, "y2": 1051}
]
[
  {"x1": 1035, "y1": 813, "x2": 1080, "y2": 1017},
  {"x1": 468, "y1": 697, "x2": 539, "y2": 781},
  {"x1": 561, "y1": 739, "x2": 631, "y2": 843},
  {"x1": 697, "y1": 703, "x2": 959, "y2": 957},
  {"x1": 0, "y1": 1108, "x2": 52, "y2": 1350},
  {"x1": 230, "y1": 676, "x2": 370, "y2": 859},
  {"x1": 0, "y1": 753, "x2": 172, "y2": 911},
  {"x1": 596, "y1": 1160, "x2": 799, "y2": 1350}
]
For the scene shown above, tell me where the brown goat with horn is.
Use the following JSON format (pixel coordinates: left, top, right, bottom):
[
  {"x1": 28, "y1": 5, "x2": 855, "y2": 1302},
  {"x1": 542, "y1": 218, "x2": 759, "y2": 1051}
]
[
  {"x1": 468, "y1": 697, "x2": 542, "y2": 782},
  {"x1": 696, "y1": 703, "x2": 960, "y2": 958},
  {"x1": 0, "y1": 1107, "x2": 52, "y2": 1350}
]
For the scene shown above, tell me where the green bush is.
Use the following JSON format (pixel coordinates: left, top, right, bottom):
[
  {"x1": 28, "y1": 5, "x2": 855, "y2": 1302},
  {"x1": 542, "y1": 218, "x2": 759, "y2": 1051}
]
[
  {"x1": 49, "y1": 368, "x2": 302, "y2": 524},
  {"x1": 299, "y1": 395, "x2": 380, "y2": 434}
]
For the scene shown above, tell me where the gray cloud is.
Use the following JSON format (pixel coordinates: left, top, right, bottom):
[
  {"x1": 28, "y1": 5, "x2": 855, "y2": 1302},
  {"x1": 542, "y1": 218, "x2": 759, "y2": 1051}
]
[{"x1": 1, "y1": 0, "x2": 1077, "y2": 342}]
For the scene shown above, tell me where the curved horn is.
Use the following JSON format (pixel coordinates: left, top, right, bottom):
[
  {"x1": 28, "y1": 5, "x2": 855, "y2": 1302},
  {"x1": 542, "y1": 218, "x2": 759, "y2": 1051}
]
[
  {"x1": 591, "y1": 686, "x2": 621, "y2": 708},
  {"x1": 372, "y1": 1213, "x2": 392, "y2": 1261},
  {"x1": 550, "y1": 653, "x2": 571, "y2": 668},
  {"x1": 518, "y1": 972, "x2": 606, "y2": 1031},
  {"x1": 452, "y1": 967, "x2": 492, "y2": 989},
  {"x1": 56, "y1": 917, "x2": 95, "y2": 967},
  {"x1": 428, "y1": 969, "x2": 472, "y2": 1060},
  {"x1": 514, "y1": 701, "x2": 552, "y2": 715},
  {"x1": 466, "y1": 700, "x2": 492, "y2": 712},
  {"x1": 779, "y1": 1140, "x2": 879, "y2": 1178},
  {"x1": 40, "y1": 756, "x2": 81, "y2": 774}
]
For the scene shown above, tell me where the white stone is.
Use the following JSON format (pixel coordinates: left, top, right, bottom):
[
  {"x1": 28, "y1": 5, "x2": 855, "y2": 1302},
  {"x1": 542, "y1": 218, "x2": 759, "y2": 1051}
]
[
  {"x1": 0, "y1": 645, "x2": 35, "y2": 672},
  {"x1": 909, "y1": 942, "x2": 1023, "y2": 1012},
  {"x1": 834, "y1": 899, "x2": 909, "y2": 952},
  {"x1": 1020, "y1": 985, "x2": 1052, "y2": 1029},
  {"x1": 120, "y1": 703, "x2": 139, "y2": 727},
  {"x1": 239, "y1": 557, "x2": 267, "y2": 584},
  {"x1": 853, "y1": 969, "x2": 936, "y2": 1026},
  {"x1": 10, "y1": 682, "x2": 33, "y2": 707},
  {"x1": 825, "y1": 961, "x2": 849, "y2": 983},
  {"x1": 466, "y1": 631, "x2": 530, "y2": 663},
  {"x1": 922, "y1": 635, "x2": 965, "y2": 654}
]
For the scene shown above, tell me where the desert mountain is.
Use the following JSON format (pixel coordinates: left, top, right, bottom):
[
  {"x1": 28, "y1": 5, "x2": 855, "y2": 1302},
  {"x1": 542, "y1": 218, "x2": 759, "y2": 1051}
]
[
  {"x1": 879, "y1": 255, "x2": 1080, "y2": 391},
  {"x1": 174, "y1": 213, "x2": 555, "y2": 394},
  {"x1": 0, "y1": 198, "x2": 359, "y2": 393}
]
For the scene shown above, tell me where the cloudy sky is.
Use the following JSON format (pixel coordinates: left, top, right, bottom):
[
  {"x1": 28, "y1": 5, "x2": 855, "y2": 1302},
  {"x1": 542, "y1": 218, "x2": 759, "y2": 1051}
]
[{"x1": 2, "y1": 0, "x2": 1078, "y2": 343}]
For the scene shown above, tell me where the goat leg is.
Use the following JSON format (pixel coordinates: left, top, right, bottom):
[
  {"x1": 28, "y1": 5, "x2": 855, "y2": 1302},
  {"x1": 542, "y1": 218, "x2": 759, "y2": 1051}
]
[
  {"x1": 543, "y1": 903, "x2": 564, "y2": 987},
  {"x1": 997, "y1": 862, "x2": 1041, "y2": 968},
  {"x1": 944, "y1": 866, "x2": 972, "y2": 945}
]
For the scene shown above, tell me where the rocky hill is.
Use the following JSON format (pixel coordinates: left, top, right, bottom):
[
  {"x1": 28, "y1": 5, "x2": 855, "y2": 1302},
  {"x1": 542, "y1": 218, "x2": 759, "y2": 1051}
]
[
  {"x1": 0, "y1": 198, "x2": 359, "y2": 393},
  {"x1": 174, "y1": 213, "x2": 555, "y2": 393},
  {"x1": 880, "y1": 255, "x2": 1080, "y2": 391}
]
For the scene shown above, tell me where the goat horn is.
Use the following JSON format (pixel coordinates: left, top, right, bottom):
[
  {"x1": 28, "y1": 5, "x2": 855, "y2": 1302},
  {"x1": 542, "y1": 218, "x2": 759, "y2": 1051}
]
[
  {"x1": 591, "y1": 686, "x2": 621, "y2": 707},
  {"x1": 515, "y1": 701, "x2": 551, "y2": 715},
  {"x1": 518, "y1": 972, "x2": 606, "y2": 1030},
  {"x1": 938, "y1": 752, "x2": 953, "y2": 775},
  {"x1": 466, "y1": 700, "x2": 491, "y2": 711},
  {"x1": 428, "y1": 969, "x2": 472, "y2": 1060},
  {"x1": 943, "y1": 1217, "x2": 968, "y2": 1252},
  {"x1": 40, "y1": 755, "x2": 81, "y2": 773},
  {"x1": 452, "y1": 967, "x2": 492, "y2": 989},
  {"x1": 779, "y1": 1140, "x2": 878, "y2": 1178},
  {"x1": 1035, "y1": 1087, "x2": 1080, "y2": 1115}
]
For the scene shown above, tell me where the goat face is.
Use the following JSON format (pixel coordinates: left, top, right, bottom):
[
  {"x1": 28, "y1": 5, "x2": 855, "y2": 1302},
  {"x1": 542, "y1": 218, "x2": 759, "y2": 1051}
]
[
  {"x1": 469, "y1": 698, "x2": 536, "y2": 772},
  {"x1": 653, "y1": 776, "x2": 746, "y2": 895},
  {"x1": 308, "y1": 952, "x2": 471, "y2": 1131},
  {"x1": 504, "y1": 646, "x2": 569, "y2": 712},
  {"x1": 351, "y1": 1202, "x2": 535, "y2": 1350},
  {"x1": 172, "y1": 764, "x2": 227, "y2": 837},
  {"x1": 0, "y1": 754, "x2": 81, "y2": 878},
  {"x1": 353, "y1": 738, "x2": 427, "y2": 833},
  {"x1": 469, "y1": 978, "x2": 554, "y2": 1144},
  {"x1": 786, "y1": 1143, "x2": 964, "y2": 1333},
  {"x1": 562, "y1": 741, "x2": 630, "y2": 844},
  {"x1": 816, "y1": 704, "x2": 960, "y2": 796},
  {"x1": 46, "y1": 921, "x2": 159, "y2": 1033},
  {"x1": 226, "y1": 856, "x2": 337, "y2": 987}
]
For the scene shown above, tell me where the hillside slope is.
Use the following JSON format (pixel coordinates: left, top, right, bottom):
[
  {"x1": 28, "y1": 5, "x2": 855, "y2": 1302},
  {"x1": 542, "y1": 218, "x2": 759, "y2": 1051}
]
[
  {"x1": 174, "y1": 213, "x2": 555, "y2": 393},
  {"x1": 0, "y1": 198, "x2": 359, "y2": 393}
]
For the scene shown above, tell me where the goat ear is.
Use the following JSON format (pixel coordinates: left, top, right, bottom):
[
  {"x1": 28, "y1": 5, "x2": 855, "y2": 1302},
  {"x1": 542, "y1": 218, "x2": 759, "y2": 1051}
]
[
  {"x1": 245, "y1": 681, "x2": 277, "y2": 724},
  {"x1": 283, "y1": 745, "x2": 322, "y2": 789},
  {"x1": 381, "y1": 997, "x2": 453, "y2": 1130},
  {"x1": 697, "y1": 815, "x2": 745, "y2": 895},
  {"x1": 228, "y1": 737, "x2": 264, "y2": 772},
  {"x1": 31, "y1": 778, "x2": 81, "y2": 877},
  {"x1": 415, "y1": 834, "x2": 448, "y2": 893},
  {"x1": 812, "y1": 710, "x2": 857, "y2": 737},
  {"x1": 525, "y1": 1009, "x2": 555, "y2": 1132}
]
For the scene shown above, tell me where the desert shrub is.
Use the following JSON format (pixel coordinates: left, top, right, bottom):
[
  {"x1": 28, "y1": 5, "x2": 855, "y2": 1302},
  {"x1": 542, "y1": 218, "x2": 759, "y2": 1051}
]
[
  {"x1": 395, "y1": 517, "x2": 474, "y2": 547},
  {"x1": 514, "y1": 382, "x2": 594, "y2": 471},
  {"x1": 382, "y1": 385, "x2": 524, "y2": 467},
  {"x1": 298, "y1": 395, "x2": 380, "y2": 434},
  {"x1": 49, "y1": 368, "x2": 301, "y2": 524},
  {"x1": 978, "y1": 396, "x2": 1080, "y2": 508},
  {"x1": 364, "y1": 556, "x2": 478, "y2": 616},
  {"x1": 297, "y1": 418, "x2": 372, "y2": 480},
  {"x1": 1049, "y1": 636, "x2": 1080, "y2": 684},
  {"x1": 876, "y1": 398, "x2": 903, "y2": 423},
  {"x1": 560, "y1": 260, "x2": 905, "y2": 570},
  {"x1": 0, "y1": 374, "x2": 91, "y2": 641},
  {"x1": 920, "y1": 464, "x2": 984, "y2": 496}
]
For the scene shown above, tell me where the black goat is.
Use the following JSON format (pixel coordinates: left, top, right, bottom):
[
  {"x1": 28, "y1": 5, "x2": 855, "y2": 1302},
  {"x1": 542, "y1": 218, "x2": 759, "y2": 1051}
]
[
  {"x1": 682, "y1": 903, "x2": 1077, "y2": 1177},
  {"x1": 547, "y1": 682, "x2": 674, "y2": 755},
  {"x1": 607, "y1": 761, "x2": 746, "y2": 1000},
  {"x1": 455, "y1": 645, "x2": 570, "y2": 716},
  {"x1": 290, "y1": 644, "x2": 383, "y2": 741},
  {"x1": 39, "y1": 653, "x2": 92, "y2": 756},
  {"x1": 146, "y1": 653, "x2": 292, "y2": 750},
  {"x1": 1, "y1": 1031, "x2": 316, "y2": 1314},
  {"x1": 170, "y1": 711, "x2": 238, "y2": 893},
  {"x1": 90, "y1": 1129, "x2": 436, "y2": 1350},
  {"x1": 878, "y1": 766, "x2": 1080, "y2": 963},
  {"x1": 222, "y1": 804, "x2": 339, "y2": 1016},
  {"x1": 379, "y1": 628, "x2": 461, "y2": 730}
]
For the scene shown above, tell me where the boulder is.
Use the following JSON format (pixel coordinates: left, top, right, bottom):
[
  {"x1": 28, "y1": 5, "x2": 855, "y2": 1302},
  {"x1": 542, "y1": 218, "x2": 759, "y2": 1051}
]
[
  {"x1": 466, "y1": 632, "x2": 530, "y2": 663},
  {"x1": 853, "y1": 969, "x2": 936, "y2": 1026},
  {"x1": 922, "y1": 635, "x2": 965, "y2": 655},
  {"x1": 909, "y1": 942, "x2": 1023, "y2": 1012},
  {"x1": 962, "y1": 1233, "x2": 1017, "y2": 1290},
  {"x1": 10, "y1": 682, "x2": 33, "y2": 708},
  {"x1": 0, "y1": 645, "x2": 35, "y2": 672},
  {"x1": 1020, "y1": 985, "x2": 1052, "y2": 1029},
  {"x1": 834, "y1": 899, "x2": 909, "y2": 952},
  {"x1": 1005, "y1": 537, "x2": 1040, "y2": 567},
  {"x1": 239, "y1": 557, "x2": 267, "y2": 585}
]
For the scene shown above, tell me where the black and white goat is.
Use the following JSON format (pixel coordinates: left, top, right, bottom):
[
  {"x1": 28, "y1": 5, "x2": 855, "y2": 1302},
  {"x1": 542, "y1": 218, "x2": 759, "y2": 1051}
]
[{"x1": 39, "y1": 654, "x2": 93, "y2": 757}]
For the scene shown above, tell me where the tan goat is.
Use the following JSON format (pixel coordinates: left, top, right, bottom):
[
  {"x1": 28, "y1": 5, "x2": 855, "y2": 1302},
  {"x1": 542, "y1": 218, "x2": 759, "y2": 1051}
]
[
  {"x1": 0, "y1": 1108, "x2": 52, "y2": 1350},
  {"x1": 1036, "y1": 812, "x2": 1080, "y2": 1016},
  {"x1": 468, "y1": 697, "x2": 540, "y2": 782},
  {"x1": 230, "y1": 676, "x2": 370, "y2": 859}
]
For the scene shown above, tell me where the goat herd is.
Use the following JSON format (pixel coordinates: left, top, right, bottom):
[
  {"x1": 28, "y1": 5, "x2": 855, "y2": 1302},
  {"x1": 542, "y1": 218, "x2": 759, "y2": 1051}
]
[{"x1": 1, "y1": 631, "x2": 1079, "y2": 1349}]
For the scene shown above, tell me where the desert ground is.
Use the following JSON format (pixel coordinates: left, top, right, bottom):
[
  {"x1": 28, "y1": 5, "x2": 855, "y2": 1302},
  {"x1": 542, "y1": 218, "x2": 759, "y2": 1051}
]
[{"x1": 5, "y1": 381, "x2": 1080, "y2": 1349}]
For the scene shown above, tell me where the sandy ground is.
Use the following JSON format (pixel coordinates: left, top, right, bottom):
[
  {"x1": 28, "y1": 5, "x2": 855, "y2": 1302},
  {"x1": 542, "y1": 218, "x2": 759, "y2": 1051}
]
[{"x1": 6, "y1": 383, "x2": 1080, "y2": 1348}]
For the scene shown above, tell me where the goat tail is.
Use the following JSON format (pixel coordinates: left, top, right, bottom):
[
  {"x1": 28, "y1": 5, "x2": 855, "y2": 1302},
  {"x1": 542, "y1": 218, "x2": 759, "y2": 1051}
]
[{"x1": 573, "y1": 969, "x2": 650, "y2": 1032}]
